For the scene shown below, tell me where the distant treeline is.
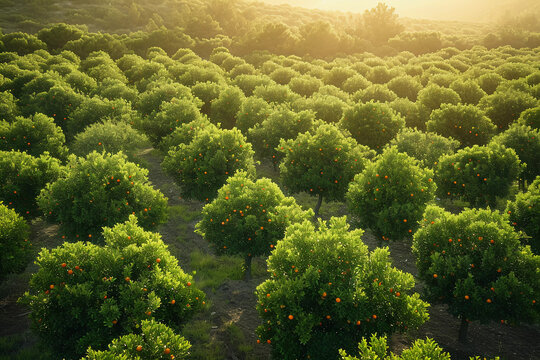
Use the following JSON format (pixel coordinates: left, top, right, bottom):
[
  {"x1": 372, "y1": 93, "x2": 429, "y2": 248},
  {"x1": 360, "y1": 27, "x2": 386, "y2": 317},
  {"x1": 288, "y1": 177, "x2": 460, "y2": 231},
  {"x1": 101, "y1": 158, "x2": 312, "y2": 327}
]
[{"x1": 0, "y1": 0, "x2": 539, "y2": 60}]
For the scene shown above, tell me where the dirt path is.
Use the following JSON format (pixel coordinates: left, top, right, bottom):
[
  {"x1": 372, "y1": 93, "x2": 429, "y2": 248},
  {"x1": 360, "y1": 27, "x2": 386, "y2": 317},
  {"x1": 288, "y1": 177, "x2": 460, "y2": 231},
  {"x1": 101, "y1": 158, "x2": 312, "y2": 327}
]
[{"x1": 137, "y1": 148, "x2": 271, "y2": 360}]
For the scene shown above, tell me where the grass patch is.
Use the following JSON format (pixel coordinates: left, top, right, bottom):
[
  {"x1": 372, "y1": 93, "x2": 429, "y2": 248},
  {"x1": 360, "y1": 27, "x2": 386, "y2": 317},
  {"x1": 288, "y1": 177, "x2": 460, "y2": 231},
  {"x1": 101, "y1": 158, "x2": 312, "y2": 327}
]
[
  {"x1": 224, "y1": 323, "x2": 254, "y2": 359},
  {"x1": 169, "y1": 204, "x2": 201, "y2": 223},
  {"x1": 292, "y1": 192, "x2": 347, "y2": 219},
  {"x1": 0, "y1": 333, "x2": 53, "y2": 360},
  {"x1": 190, "y1": 251, "x2": 266, "y2": 291}
]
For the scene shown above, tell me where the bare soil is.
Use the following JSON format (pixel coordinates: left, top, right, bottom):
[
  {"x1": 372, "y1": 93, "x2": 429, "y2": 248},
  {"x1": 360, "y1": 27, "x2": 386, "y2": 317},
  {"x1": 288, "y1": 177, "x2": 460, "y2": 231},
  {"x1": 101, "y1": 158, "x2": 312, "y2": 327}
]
[{"x1": 1, "y1": 148, "x2": 538, "y2": 360}]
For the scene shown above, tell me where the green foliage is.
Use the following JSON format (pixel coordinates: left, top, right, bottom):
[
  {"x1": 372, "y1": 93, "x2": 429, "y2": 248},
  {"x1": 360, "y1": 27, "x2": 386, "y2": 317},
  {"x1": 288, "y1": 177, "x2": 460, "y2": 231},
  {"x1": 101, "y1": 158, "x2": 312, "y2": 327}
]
[
  {"x1": 248, "y1": 107, "x2": 315, "y2": 166},
  {"x1": 342, "y1": 75, "x2": 371, "y2": 94},
  {"x1": 496, "y1": 63, "x2": 535, "y2": 80},
  {"x1": 506, "y1": 177, "x2": 540, "y2": 254},
  {"x1": 417, "y1": 84, "x2": 461, "y2": 113},
  {"x1": 389, "y1": 128, "x2": 460, "y2": 168},
  {"x1": 450, "y1": 79, "x2": 487, "y2": 105},
  {"x1": 517, "y1": 106, "x2": 540, "y2": 130},
  {"x1": 0, "y1": 112, "x2": 68, "y2": 160},
  {"x1": 427, "y1": 104, "x2": 497, "y2": 147},
  {"x1": 37, "y1": 152, "x2": 168, "y2": 239},
  {"x1": 0, "y1": 150, "x2": 63, "y2": 217},
  {"x1": 0, "y1": 203, "x2": 30, "y2": 279},
  {"x1": 0, "y1": 90, "x2": 19, "y2": 121},
  {"x1": 477, "y1": 72, "x2": 504, "y2": 95},
  {"x1": 389, "y1": 98, "x2": 429, "y2": 130},
  {"x1": 209, "y1": 86, "x2": 245, "y2": 129},
  {"x1": 339, "y1": 334, "x2": 450, "y2": 360},
  {"x1": 20, "y1": 216, "x2": 204, "y2": 358},
  {"x1": 347, "y1": 147, "x2": 436, "y2": 241},
  {"x1": 191, "y1": 81, "x2": 221, "y2": 116},
  {"x1": 196, "y1": 171, "x2": 311, "y2": 271},
  {"x1": 84, "y1": 320, "x2": 191, "y2": 360},
  {"x1": 159, "y1": 117, "x2": 217, "y2": 152},
  {"x1": 387, "y1": 75, "x2": 422, "y2": 101},
  {"x1": 296, "y1": 94, "x2": 347, "y2": 124},
  {"x1": 1, "y1": 32, "x2": 46, "y2": 55},
  {"x1": 136, "y1": 82, "x2": 195, "y2": 117},
  {"x1": 235, "y1": 96, "x2": 271, "y2": 134},
  {"x1": 37, "y1": 23, "x2": 85, "y2": 51},
  {"x1": 340, "y1": 102, "x2": 405, "y2": 151},
  {"x1": 253, "y1": 83, "x2": 299, "y2": 104},
  {"x1": 232, "y1": 74, "x2": 273, "y2": 97},
  {"x1": 289, "y1": 75, "x2": 322, "y2": 97},
  {"x1": 143, "y1": 97, "x2": 203, "y2": 146},
  {"x1": 256, "y1": 217, "x2": 429, "y2": 360},
  {"x1": 479, "y1": 90, "x2": 538, "y2": 130},
  {"x1": 66, "y1": 97, "x2": 135, "y2": 140},
  {"x1": 357, "y1": 84, "x2": 398, "y2": 103},
  {"x1": 491, "y1": 124, "x2": 540, "y2": 184},
  {"x1": 162, "y1": 127, "x2": 255, "y2": 202},
  {"x1": 412, "y1": 206, "x2": 540, "y2": 330},
  {"x1": 434, "y1": 143, "x2": 522, "y2": 207},
  {"x1": 70, "y1": 120, "x2": 149, "y2": 160},
  {"x1": 278, "y1": 124, "x2": 373, "y2": 209}
]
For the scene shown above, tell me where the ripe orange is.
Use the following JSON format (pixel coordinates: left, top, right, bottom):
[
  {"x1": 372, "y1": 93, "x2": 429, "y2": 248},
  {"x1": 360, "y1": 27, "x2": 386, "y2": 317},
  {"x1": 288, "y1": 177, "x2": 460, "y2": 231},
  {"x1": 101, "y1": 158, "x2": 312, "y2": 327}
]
[
  {"x1": 336, "y1": 298, "x2": 341, "y2": 303},
  {"x1": 125, "y1": 277, "x2": 130, "y2": 282},
  {"x1": 136, "y1": 345, "x2": 142, "y2": 351},
  {"x1": 164, "y1": 348, "x2": 171, "y2": 354},
  {"x1": 187, "y1": 282, "x2": 192, "y2": 287},
  {"x1": 61, "y1": 263, "x2": 66, "y2": 268},
  {"x1": 288, "y1": 315, "x2": 294, "y2": 320},
  {"x1": 156, "y1": 258, "x2": 161, "y2": 263}
]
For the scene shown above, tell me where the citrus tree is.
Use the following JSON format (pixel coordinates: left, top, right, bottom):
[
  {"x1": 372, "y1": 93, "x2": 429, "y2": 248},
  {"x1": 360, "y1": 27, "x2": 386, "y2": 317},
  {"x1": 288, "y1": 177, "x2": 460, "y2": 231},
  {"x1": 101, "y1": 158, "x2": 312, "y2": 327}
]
[
  {"x1": 20, "y1": 216, "x2": 205, "y2": 358},
  {"x1": 347, "y1": 147, "x2": 436, "y2": 242},
  {"x1": 256, "y1": 217, "x2": 429, "y2": 360},
  {"x1": 506, "y1": 177, "x2": 540, "y2": 254},
  {"x1": 412, "y1": 205, "x2": 540, "y2": 342},
  {"x1": 162, "y1": 127, "x2": 255, "y2": 202},
  {"x1": 248, "y1": 106, "x2": 316, "y2": 167},
  {"x1": 427, "y1": 104, "x2": 497, "y2": 147},
  {"x1": 339, "y1": 102, "x2": 405, "y2": 152},
  {"x1": 491, "y1": 123, "x2": 540, "y2": 189},
  {"x1": 84, "y1": 320, "x2": 191, "y2": 360},
  {"x1": 340, "y1": 334, "x2": 450, "y2": 360},
  {"x1": 0, "y1": 202, "x2": 31, "y2": 279},
  {"x1": 388, "y1": 128, "x2": 460, "y2": 168},
  {"x1": 434, "y1": 143, "x2": 522, "y2": 207},
  {"x1": 195, "y1": 171, "x2": 311, "y2": 278},
  {"x1": 277, "y1": 124, "x2": 374, "y2": 217},
  {"x1": 37, "y1": 152, "x2": 168, "y2": 240},
  {"x1": 479, "y1": 90, "x2": 538, "y2": 130},
  {"x1": 0, "y1": 150, "x2": 64, "y2": 217},
  {"x1": 0, "y1": 113, "x2": 68, "y2": 160}
]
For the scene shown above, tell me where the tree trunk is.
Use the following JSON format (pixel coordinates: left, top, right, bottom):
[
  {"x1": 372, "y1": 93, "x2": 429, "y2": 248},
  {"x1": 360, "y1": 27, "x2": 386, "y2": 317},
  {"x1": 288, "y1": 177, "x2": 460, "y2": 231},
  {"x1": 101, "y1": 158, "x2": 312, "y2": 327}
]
[
  {"x1": 314, "y1": 193, "x2": 323, "y2": 218},
  {"x1": 458, "y1": 316, "x2": 469, "y2": 343},
  {"x1": 243, "y1": 254, "x2": 252, "y2": 280}
]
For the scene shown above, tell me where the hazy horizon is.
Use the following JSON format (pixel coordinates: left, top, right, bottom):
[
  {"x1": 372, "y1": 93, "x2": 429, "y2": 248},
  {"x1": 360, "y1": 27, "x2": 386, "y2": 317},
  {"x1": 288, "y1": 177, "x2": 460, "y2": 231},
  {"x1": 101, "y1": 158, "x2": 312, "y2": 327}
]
[{"x1": 259, "y1": 0, "x2": 540, "y2": 23}]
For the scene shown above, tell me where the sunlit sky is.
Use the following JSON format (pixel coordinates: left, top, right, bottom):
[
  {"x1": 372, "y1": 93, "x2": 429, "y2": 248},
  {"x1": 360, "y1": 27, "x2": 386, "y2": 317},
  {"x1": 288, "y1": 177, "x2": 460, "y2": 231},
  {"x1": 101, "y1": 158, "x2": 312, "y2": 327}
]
[{"x1": 262, "y1": 0, "x2": 539, "y2": 22}]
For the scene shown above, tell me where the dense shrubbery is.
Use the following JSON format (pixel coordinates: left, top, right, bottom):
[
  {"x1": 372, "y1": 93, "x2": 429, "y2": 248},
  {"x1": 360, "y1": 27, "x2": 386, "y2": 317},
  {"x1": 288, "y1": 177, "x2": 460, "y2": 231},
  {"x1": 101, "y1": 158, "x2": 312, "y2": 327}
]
[
  {"x1": 196, "y1": 171, "x2": 311, "y2": 277},
  {"x1": 163, "y1": 127, "x2": 255, "y2": 201},
  {"x1": 37, "y1": 152, "x2": 168, "y2": 239},
  {"x1": 256, "y1": 217, "x2": 429, "y2": 360},
  {"x1": 434, "y1": 143, "x2": 522, "y2": 207},
  {"x1": 0, "y1": 150, "x2": 64, "y2": 217},
  {"x1": 479, "y1": 90, "x2": 538, "y2": 130},
  {"x1": 347, "y1": 147, "x2": 436, "y2": 241},
  {"x1": 413, "y1": 206, "x2": 540, "y2": 341},
  {"x1": 0, "y1": 203, "x2": 31, "y2": 279},
  {"x1": 20, "y1": 216, "x2": 205, "y2": 358}
]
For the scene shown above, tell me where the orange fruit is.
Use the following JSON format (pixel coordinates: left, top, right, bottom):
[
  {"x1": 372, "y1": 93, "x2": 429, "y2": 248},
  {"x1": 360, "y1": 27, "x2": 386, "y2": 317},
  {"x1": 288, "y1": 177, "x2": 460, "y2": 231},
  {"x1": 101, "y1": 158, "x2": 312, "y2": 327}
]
[{"x1": 136, "y1": 345, "x2": 142, "y2": 351}]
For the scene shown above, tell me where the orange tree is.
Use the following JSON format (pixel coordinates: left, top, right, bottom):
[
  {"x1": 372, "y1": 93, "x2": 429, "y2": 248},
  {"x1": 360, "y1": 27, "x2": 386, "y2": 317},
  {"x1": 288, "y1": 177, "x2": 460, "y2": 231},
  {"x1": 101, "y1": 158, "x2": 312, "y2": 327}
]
[
  {"x1": 255, "y1": 217, "x2": 429, "y2": 360},
  {"x1": 162, "y1": 127, "x2": 255, "y2": 202},
  {"x1": 339, "y1": 101, "x2": 405, "y2": 152},
  {"x1": 412, "y1": 205, "x2": 540, "y2": 342},
  {"x1": 479, "y1": 89, "x2": 538, "y2": 130},
  {"x1": 248, "y1": 106, "x2": 316, "y2": 167},
  {"x1": 195, "y1": 171, "x2": 311, "y2": 279},
  {"x1": 0, "y1": 113, "x2": 68, "y2": 160},
  {"x1": 84, "y1": 320, "x2": 191, "y2": 360},
  {"x1": 427, "y1": 104, "x2": 497, "y2": 147},
  {"x1": 0, "y1": 150, "x2": 64, "y2": 217},
  {"x1": 491, "y1": 123, "x2": 540, "y2": 189},
  {"x1": 434, "y1": 143, "x2": 522, "y2": 208},
  {"x1": 277, "y1": 124, "x2": 374, "y2": 217},
  {"x1": 506, "y1": 177, "x2": 540, "y2": 254},
  {"x1": 37, "y1": 152, "x2": 168, "y2": 240},
  {"x1": 20, "y1": 216, "x2": 205, "y2": 358},
  {"x1": 340, "y1": 334, "x2": 450, "y2": 360},
  {"x1": 0, "y1": 202, "x2": 31, "y2": 279},
  {"x1": 347, "y1": 147, "x2": 436, "y2": 242}
]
